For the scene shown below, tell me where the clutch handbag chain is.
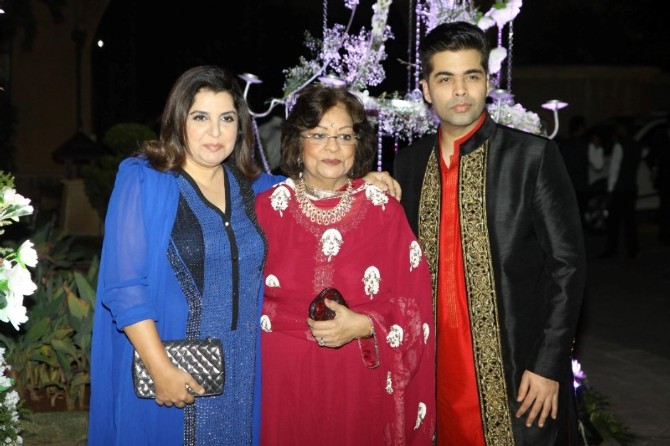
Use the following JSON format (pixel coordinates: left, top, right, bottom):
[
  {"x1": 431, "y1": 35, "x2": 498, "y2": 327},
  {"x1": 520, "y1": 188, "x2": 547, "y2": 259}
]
[{"x1": 132, "y1": 337, "x2": 224, "y2": 398}]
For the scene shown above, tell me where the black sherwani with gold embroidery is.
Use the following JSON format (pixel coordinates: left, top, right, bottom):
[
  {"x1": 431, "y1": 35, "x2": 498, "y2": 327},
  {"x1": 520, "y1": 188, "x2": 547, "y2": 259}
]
[{"x1": 394, "y1": 113, "x2": 585, "y2": 445}]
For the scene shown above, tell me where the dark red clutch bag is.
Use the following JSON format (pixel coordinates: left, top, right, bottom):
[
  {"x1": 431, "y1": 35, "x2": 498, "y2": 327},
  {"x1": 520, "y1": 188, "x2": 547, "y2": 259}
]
[{"x1": 308, "y1": 287, "x2": 348, "y2": 321}]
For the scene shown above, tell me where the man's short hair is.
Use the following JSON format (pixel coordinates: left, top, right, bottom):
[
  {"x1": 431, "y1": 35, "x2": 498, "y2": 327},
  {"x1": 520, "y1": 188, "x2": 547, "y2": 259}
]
[{"x1": 419, "y1": 21, "x2": 490, "y2": 79}]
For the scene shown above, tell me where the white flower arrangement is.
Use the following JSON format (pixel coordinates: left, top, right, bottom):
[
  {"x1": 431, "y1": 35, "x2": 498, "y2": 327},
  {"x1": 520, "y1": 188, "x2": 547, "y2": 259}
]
[
  {"x1": 0, "y1": 185, "x2": 35, "y2": 330},
  {"x1": 0, "y1": 346, "x2": 22, "y2": 446},
  {"x1": 374, "y1": 94, "x2": 438, "y2": 141},
  {"x1": 487, "y1": 101, "x2": 543, "y2": 135},
  {"x1": 0, "y1": 171, "x2": 35, "y2": 446}
]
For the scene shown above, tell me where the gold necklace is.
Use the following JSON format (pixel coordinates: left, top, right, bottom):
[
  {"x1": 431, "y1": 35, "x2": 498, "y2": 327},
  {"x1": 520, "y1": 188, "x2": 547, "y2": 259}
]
[
  {"x1": 295, "y1": 178, "x2": 354, "y2": 225},
  {"x1": 303, "y1": 182, "x2": 348, "y2": 200}
]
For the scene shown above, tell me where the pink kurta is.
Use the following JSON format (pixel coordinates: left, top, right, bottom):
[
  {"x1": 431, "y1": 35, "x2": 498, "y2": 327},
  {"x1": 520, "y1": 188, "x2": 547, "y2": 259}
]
[{"x1": 256, "y1": 178, "x2": 435, "y2": 446}]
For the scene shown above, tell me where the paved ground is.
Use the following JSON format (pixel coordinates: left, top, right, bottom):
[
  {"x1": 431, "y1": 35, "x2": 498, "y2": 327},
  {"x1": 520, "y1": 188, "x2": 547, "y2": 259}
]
[
  {"x1": 24, "y1": 218, "x2": 670, "y2": 446},
  {"x1": 575, "y1": 218, "x2": 670, "y2": 445}
]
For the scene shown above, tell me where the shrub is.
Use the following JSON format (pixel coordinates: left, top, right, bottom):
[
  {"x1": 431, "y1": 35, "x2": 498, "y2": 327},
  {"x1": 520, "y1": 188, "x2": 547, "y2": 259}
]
[{"x1": 82, "y1": 122, "x2": 156, "y2": 220}]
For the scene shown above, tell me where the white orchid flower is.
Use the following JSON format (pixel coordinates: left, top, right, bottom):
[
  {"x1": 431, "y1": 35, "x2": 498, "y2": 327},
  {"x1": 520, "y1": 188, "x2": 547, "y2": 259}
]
[
  {"x1": 6, "y1": 263, "x2": 37, "y2": 297},
  {"x1": 0, "y1": 187, "x2": 34, "y2": 222},
  {"x1": 477, "y1": 16, "x2": 496, "y2": 31},
  {"x1": 0, "y1": 374, "x2": 12, "y2": 389},
  {"x1": 1, "y1": 187, "x2": 32, "y2": 210},
  {"x1": 4, "y1": 389, "x2": 20, "y2": 407},
  {"x1": 0, "y1": 292, "x2": 29, "y2": 330},
  {"x1": 17, "y1": 240, "x2": 38, "y2": 267},
  {"x1": 488, "y1": 47, "x2": 508, "y2": 74},
  {"x1": 486, "y1": 0, "x2": 522, "y2": 29}
]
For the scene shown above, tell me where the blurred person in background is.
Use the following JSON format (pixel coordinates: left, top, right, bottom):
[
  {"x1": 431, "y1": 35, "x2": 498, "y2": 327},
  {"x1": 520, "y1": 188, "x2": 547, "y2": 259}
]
[
  {"x1": 601, "y1": 121, "x2": 642, "y2": 258},
  {"x1": 646, "y1": 114, "x2": 670, "y2": 246}
]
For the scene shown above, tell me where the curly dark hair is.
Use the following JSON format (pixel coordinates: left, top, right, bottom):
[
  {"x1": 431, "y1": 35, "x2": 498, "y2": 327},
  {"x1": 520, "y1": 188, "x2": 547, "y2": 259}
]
[
  {"x1": 141, "y1": 65, "x2": 259, "y2": 179},
  {"x1": 281, "y1": 85, "x2": 375, "y2": 180}
]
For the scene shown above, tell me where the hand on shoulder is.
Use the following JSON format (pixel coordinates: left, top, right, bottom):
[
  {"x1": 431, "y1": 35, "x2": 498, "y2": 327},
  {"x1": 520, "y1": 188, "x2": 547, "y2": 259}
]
[{"x1": 362, "y1": 171, "x2": 402, "y2": 200}]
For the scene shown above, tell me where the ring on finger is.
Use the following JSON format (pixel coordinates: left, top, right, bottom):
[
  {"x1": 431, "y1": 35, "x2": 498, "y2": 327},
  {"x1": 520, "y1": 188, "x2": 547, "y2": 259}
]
[{"x1": 318, "y1": 337, "x2": 325, "y2": 347}]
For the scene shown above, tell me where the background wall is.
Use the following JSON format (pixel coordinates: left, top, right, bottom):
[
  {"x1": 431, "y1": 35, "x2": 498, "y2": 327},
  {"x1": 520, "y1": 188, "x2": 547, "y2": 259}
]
[
  {"x1": 512, "y1": 65, "x2": 666, "y2": 137},
  {"x1": 11, "y1": 0, "x2": 108, "y2": 178}
]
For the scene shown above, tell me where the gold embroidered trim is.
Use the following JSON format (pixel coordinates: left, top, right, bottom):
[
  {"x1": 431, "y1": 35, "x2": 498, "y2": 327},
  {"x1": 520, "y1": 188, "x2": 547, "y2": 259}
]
[
  {"x1": 417, "y1": 149, "x2": 441, "y2": 316},
  {"x1": 459, "y1": 143, "x2": 514, "y2": 445}
]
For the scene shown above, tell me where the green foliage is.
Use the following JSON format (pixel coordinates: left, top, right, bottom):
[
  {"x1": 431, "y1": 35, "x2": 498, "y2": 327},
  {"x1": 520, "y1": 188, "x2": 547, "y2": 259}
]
[
  {"x1": 80, "y1": 155, "x2": 122, "y2": 221},
  {"x1": 101, "y1": 122, "x2": 157, "y2": 155},
  {"x1": 0, "y1": 221, "x2": 98, "y2": 411},
  {"x1": 81, "y1": 123, "x2": 157, "y2": 220},
  {"x1": 0, "y1": 171, "x2": 15, "y2": 190},
  {"x1": 584, "y1": 387, "x2": 637, "y2": 445},
  {"x1": 282, "y1": 31, "x2": 320, "y2": 97}
]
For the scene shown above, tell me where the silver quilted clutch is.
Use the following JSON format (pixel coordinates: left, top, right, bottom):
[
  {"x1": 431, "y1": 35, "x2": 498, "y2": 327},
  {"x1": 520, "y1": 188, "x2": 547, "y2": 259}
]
[{"x1": 132, "y1": 337, "x2": 224, "y2": 398}]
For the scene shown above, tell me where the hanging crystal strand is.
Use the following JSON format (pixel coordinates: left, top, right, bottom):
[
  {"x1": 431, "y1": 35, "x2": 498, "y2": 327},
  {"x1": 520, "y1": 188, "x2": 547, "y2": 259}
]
[
  {"x1": 251, "y1": 119, "x2": 272, "y2": 174},
  {"x1": 414, "y1": 0, "x2": 422, "y2": 90},
  {"x1": 394, "y1": 134, "x2": 399, "y2": 153},
  {"x1": 407, "y1": 0, "x2": 413, "y2": 94},
  {"x1": 507, "y1": 20, "x2": 514, "y2": 92},
  {"x1": 323, "y1": 0, "x2": 328, "y2": 37},
  {"x1": 495, "y1": 25, "x2": 503, "y2": 89},
  {"x1": 377, "y1": 112, "x2": 384, "y2": 172}
]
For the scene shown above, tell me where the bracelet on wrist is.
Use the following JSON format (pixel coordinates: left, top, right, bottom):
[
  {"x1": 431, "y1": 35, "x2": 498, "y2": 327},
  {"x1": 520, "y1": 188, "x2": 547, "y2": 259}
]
[{"x1": 358, "y1": 314, "x2": 374, "y2": 339}]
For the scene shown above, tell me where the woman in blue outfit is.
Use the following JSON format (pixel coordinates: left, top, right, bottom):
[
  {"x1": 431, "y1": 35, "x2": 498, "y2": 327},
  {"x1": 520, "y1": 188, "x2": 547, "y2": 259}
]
[
  {"x1": 88, "y1": 66, "x2": 279, "y2": 446},
  {"x1": 88, "y1": 65, "x2": 399, "y2": 446}
]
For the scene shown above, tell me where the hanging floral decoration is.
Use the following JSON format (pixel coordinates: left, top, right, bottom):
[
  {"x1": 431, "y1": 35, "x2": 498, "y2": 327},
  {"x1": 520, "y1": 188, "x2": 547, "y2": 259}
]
[
  {"x1": 282, "y1": 0, "x2": 393, "y2": 98},
  {"x1": 247, "y1": 0, "x2": 552, "y2": 171},
  {"x1": 316, "y1": 0, "x2": 540, "y2": 142}
]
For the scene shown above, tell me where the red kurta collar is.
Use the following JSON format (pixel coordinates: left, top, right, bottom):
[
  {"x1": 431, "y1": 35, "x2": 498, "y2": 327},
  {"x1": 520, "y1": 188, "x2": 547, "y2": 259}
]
[{"x1": 455, "y1": 112, "x2": 487, "y2": 146}]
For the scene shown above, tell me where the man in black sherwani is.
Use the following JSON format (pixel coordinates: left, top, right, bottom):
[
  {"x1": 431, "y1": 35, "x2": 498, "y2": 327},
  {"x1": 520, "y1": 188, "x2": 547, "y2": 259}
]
[{"x1": 394, "y1": 21, "x2": 585, "y2": 446}]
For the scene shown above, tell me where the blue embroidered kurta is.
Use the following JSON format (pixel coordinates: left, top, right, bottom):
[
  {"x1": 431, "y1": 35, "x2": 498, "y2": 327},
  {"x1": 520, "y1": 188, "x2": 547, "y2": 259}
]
[{"x1": 88, "y1": 156, "x2": 281, "y2": 446}]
